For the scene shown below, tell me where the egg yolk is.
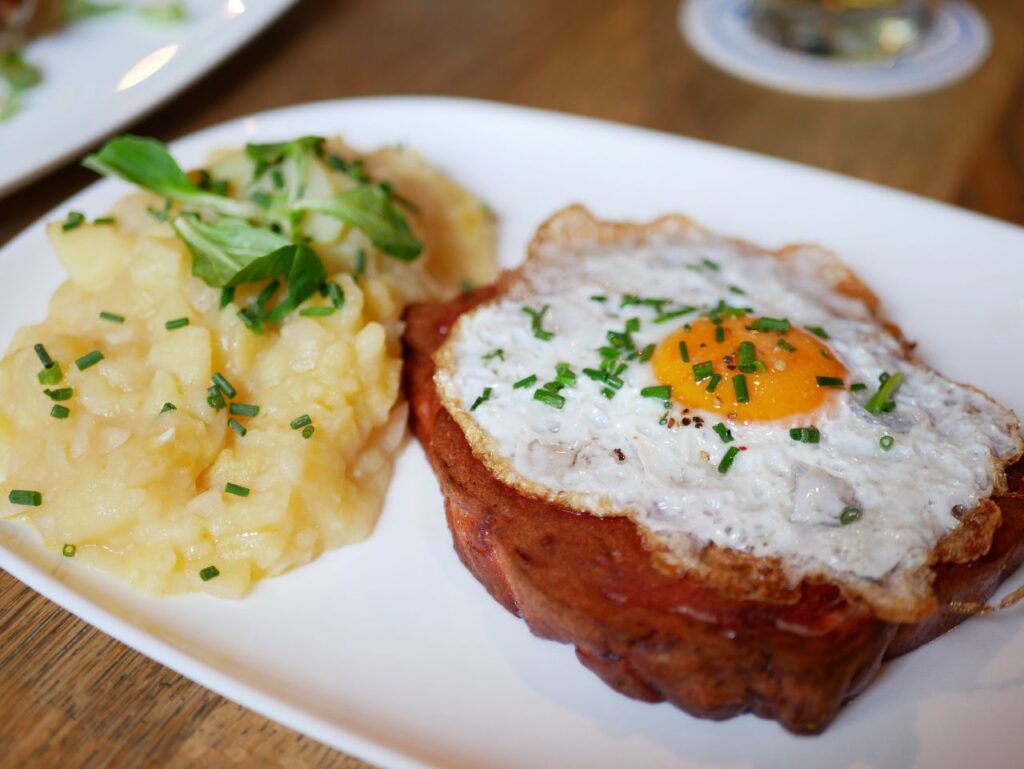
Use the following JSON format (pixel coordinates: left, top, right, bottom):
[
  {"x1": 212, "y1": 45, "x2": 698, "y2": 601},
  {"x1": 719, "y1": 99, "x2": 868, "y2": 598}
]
[{"x1": 651, "y1": 316, "x2": 847, "y2": 423}]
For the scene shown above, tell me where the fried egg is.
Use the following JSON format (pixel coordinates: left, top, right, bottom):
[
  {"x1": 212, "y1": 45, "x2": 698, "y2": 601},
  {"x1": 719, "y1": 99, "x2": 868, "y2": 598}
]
[{"x1": 434, "y1": 207, "x2": 1022, "y2": 619}]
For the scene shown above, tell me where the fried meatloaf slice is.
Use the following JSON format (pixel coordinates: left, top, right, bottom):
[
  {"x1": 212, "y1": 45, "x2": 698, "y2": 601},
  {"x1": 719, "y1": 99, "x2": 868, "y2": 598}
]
[{"x1": 402, "y1": 209, "x2": 1024, "y2": 734}]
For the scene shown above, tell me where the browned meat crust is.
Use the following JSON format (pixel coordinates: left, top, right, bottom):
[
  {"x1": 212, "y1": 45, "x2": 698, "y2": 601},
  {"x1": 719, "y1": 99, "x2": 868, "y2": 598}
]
[{"x1": 403, "y1": 284, "x2": 1024, "y2": 734}]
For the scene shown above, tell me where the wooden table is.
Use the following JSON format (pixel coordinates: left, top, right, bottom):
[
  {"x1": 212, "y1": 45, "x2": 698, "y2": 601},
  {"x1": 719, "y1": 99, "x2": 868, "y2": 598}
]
[{"x1": 2, "y1": 1, "x2": 1022, "y2": 766}]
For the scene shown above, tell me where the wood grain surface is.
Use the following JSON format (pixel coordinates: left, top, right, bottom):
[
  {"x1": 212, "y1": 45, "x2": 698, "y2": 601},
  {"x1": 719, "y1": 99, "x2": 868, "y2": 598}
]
[{"x1": 1, "y1": 1, "x2": 1023, "y2": 767}]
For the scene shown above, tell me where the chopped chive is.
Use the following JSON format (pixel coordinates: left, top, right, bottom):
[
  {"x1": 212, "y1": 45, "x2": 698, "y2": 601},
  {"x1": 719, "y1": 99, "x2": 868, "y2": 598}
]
[
  {"x1": 865, "y1": 372, "x2": 903, "y2": 414},
  {"x1": 714, "y1": 326, "x2": 725, "y2": 343},
  {"x1": 8, "y1": 489, "x2": 42, "y2": 506},
  {"x1": 302, "y1": 425, "x2": 315, "y2": 439},
  {"x1": 47, "y1": 405, "x2": 68, "y2": 421},
  {"x1": 299, "y1": 306, "x2": 336, "y2": 317},
  {"x1": 789, "y1": 426, "x2": 821, "y2": 444},
  {"x1": 327, "y1": 282, "x2": 345, "y2": 308},
  {"x1": 220, "y1": 287, "x2": 235, "y2": 309},
  {"x1": 625, "y1": 318, "x2": 640, "y2": 334},
  {"x1": 271, "y1": 168, "x2": 285, "y2": 189},
  {"x1": 806, "y1": 325, "x2": 830, "y2": 340},
  {"x1": 513, "y1": 374, "x2": 537, "y2": 389},
  {"x1": 290, "y1": 414, "x2": 312, "y2": 430},
  {"x1": 621, "y1": 295, "x2": 670, "y2": 309},
  {"x1": 207, "y1": 386, "x2": 225, "y2": 410},
  {"x1": 211, "y1": 373, "x2": 237, "y2": 399},
  {"x1": 255, "y1": 279, "x2": 281, "y2": 312},
  {"x1": 776, "y1": 338, "x2": 796, "y2": 352},
  {"x1": 678, "y1": 341, "x2": 690, "y2": 363},
  {"x1": 880, "y1": 435, "x2": 895, "y2": 451},
  {"x1": 850, "y1": 382, "x2": 867, "y2": 392},
  {"x1": 160, "y1": 402, "x2": 177, "y2": 413},
  {"x1": 251, "y1": 190, "x2": 273, "y2": 209},
  {"x1": 718, "y1": 446, "x2": 740, "y2": 474},
  {"x1": 692, "y1": 361, "x2": 713, "y2": 381},
  {"x1": 606, "y1": 330, "x2": 630, "y2": 349},
  {"x1": 653, "y1": 307, "x2": 696, "y2": 324},
  {"x1": 582, "y1": 368, "x2": 607, "y2": 382},
  {"x1": 355, "y1": 248, "x2": 367, "y2": 276},
  {"x1": 75, "y1": 350, "x2": 103, "y2": 371},
  {"x1": 713, "y1": 423, "x2": 734, "y2": 443},
  {"x1": 737, "y1": 341, "x2": 758, "y2": 372},
  {"x1": 229, "y1": 403, "x2": 259, "y2": 417},
  {"x1": 165, "y1": 317, "x2": 190, "y2": 330},
  {"x1": 482, "y1": 349, "x2": 505, "y2": 361},
  {"x1": 93, "y1": 216, "x2": 116, "y2": 226},
  {"x1": 589, "y1": 295, "x2": 608, "y2": 302},
  {"x1": 38, "y1": 364, "x2": 63, "y2": 385},
  {"x1": 702, "y1": 257, "x2": 720, "y2": 271},
  {"x1": 199, "y1": 565, "x2": 220, "y2": 581},
  {"x1": 815, "y1": 376, "x2": 844, "y2": 388},
  {"x1": 732, "y1": 374, "x2": 750, "y2": 403},
  {"x1": 601, "y1": 387, "x2": 615, "y2": 399},
  {"x1": 706, "y1": 373, "x2": 722, "y2": 392},
  {"x1": 554, "y1": 363, "x2": 577, "y2": 388},
  {"x1": 522, "y1": 305, "x2": 555, "y2": 340},
  {"x1": 238, "y1": 307, "x2": 265, "y2": 334},
  {"x1": 62, "y1": 544, "x2": 76, "y2": 557},
  {"x1": 99, "y1": 311, "x2": 125, "y2": 324},
  {"x1": 533, "y1": 389, "x2": 565, "y2": 409},
  {"x1": 227, "y1": 418, "x2": 247, "y2": 437},
  {"x1": 748, "y1": 317, "x2": 790, "y2": 333},
  {"x1": 470, "y1": 387, "x2": 493, "y2": 411},
  {"x1": 43, "y1": 387, "x2": 73, "y2": 401},
  {"x1": 840, "y1": 506, "x2": 862, "y2": 525},
  {"x1": 729, "y1": 286, "x2": 746, "y2": 295},
  {"x1": 62, "y1": 211, "x2": 85, "y2": 231},
  {"x1": 703, "y1": 300, "x2": 751, "y2": 323},
  {"x1": 224, "y1": 482, "x2": 249, "y2": 497},
  {"x1": 638, "y1": 343, "x2": 656, "y2": 363},
  {"x1": 265, "y1": 299, "x2": 295, "y2": 324},
  {"x1": 640, "y1": 385, "x2": 672, "y2": 400},
  {"x1": 34, "y1": 343, "x2": 53, "y2": 368}
]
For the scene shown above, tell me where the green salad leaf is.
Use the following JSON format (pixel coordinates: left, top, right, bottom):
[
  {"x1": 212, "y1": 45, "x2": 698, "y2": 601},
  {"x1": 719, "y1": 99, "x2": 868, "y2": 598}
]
[
  {"x1": 175, "y1": 215, "x2": 325, "y2": 311},
  {"x1": 83, "y1": 132, "x2": 424, "y2": 325},
  {"x1": 1, "y1": 51, "x2": 43, "y2": 121},
  {"x1": 231, "y1": 244, "x2": 326, "y2": 311},
  {"x1": 294, "y1": 185, "x2": 422, "y2": 261},
  {"x1": 172, "y1": 216, "x2": 292, "y2": 286},
  {"x1": 83, "y1": 136, "x2": 256, "y2": 218}
]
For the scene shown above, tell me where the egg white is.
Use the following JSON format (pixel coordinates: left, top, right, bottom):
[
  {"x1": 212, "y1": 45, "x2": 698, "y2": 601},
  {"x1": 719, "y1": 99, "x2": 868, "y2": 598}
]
[{"x1": 434, "y1": 215, "x2": 1022, "y2": 614}]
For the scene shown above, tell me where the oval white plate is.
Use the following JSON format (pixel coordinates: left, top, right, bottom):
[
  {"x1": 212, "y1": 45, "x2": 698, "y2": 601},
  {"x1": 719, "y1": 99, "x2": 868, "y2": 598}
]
[
  {"x1": 0, "y1": 0, "x2": 296, "y2": 198},
  {"x1": 1, "y1": 97, "x2": 1023, "y2": 769}
]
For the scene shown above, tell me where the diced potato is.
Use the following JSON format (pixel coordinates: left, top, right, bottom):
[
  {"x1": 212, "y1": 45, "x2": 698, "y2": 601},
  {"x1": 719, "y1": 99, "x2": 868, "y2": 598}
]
[
  {"x1": 146, "y1": 325, "x2": 212, "y2": 386},
  {"x1": 47, "y1": 222, "x2": 135, "y2": 291},
  {"x1": 0, "y1": 136, "x2": 495, "y2": 598}
]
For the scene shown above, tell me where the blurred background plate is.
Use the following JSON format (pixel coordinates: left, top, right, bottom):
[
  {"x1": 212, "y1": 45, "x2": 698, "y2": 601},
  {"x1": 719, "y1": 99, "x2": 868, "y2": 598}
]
[{"x1": 0, "y1": 0, "x2": 297, "y2": 198}]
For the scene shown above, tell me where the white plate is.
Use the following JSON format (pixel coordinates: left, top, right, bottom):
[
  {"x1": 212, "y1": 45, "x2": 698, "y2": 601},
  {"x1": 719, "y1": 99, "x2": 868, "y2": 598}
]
[
  {"x1": 2, "y1": 97, "x2": 1024, "y2": 769},
  {"x1": 0, "y1": 0, "x2": 296, "y2": 198}
]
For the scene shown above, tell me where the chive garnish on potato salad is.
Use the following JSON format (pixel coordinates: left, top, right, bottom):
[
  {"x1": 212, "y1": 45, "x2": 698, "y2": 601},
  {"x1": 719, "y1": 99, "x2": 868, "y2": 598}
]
[{"x1": 0, "y1": 132, "x2": 496, "y2": 596}]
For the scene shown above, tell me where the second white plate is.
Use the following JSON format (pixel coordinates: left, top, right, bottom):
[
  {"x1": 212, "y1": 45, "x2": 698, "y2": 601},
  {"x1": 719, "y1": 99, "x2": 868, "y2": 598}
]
[
  {"x1": 1, "y1": 97, "x2": 1023, "y2": 769},
  {"x1": 0, "y1": 0, "x2": 296, "y2": 198}
]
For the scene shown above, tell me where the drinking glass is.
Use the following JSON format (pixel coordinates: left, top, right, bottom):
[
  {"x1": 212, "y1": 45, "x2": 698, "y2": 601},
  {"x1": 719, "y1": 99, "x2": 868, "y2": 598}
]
[{"x1": 749, "y1": 0, "x2": 934, "y2": 59}]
